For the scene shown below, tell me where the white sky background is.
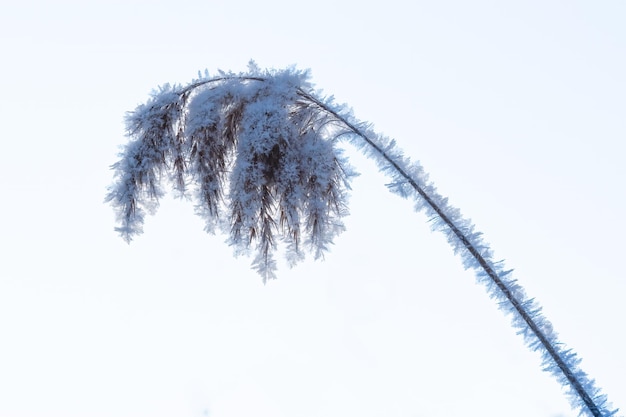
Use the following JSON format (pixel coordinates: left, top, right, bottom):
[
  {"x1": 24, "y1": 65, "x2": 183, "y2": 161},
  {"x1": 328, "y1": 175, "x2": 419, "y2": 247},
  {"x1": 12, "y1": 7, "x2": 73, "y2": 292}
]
[{"x1": 1, "y1": 1, "x2": 624, "y2": 416}]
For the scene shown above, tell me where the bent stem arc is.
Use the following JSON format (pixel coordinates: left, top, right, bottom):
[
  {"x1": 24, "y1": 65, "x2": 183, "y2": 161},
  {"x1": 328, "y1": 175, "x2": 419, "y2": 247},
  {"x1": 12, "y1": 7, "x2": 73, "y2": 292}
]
[
  {"x1": 107, "y1": 65, "x2": 618, "y2": 417},
  {"x1": 299, "y1": 90, "x2": 610, "y2": 417}
]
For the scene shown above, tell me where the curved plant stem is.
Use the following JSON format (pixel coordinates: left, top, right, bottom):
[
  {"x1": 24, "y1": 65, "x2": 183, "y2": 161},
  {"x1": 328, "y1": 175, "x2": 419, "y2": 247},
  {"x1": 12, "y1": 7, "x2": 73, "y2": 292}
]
[
  {"x1": 297, "y1": 89, "x2": 604, "y2": 417},
  {"x1": 110, "y1": 71, "x2": 616, "y2": 416}
]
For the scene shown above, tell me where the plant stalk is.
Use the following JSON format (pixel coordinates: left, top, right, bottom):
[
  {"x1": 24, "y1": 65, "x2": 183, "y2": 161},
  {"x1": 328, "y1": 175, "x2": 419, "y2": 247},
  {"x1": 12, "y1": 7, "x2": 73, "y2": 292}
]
[{"x1": 297, "y1": 89, "x2": 604, "y2": 417}]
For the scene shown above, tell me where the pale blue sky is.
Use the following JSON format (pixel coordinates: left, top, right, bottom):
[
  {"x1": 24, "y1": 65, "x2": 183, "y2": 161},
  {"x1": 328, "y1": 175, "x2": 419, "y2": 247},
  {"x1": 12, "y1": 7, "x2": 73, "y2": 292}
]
[{"x1": 1, "y1": 1, "x2": 624, "y2": 416}]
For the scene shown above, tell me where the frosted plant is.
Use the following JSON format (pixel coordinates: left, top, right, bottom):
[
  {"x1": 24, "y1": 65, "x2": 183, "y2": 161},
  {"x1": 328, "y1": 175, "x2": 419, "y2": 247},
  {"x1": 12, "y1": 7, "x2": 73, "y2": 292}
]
[{"x1": 107, "y1": 62, "x2": 619, "y2": 417}]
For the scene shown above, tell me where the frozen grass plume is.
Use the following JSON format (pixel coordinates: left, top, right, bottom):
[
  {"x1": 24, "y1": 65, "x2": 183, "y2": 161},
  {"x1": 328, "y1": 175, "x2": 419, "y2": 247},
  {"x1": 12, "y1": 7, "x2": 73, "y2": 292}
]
[{"x1": 107, "y1": 62, "x2": 619, "y2": 417}]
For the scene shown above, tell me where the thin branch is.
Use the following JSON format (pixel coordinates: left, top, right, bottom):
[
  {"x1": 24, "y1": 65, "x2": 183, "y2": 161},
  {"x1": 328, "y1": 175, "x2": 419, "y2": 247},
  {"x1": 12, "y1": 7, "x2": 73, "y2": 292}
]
[{"x1": 296, "y1": 88, "x2": 606, "y2": 417}]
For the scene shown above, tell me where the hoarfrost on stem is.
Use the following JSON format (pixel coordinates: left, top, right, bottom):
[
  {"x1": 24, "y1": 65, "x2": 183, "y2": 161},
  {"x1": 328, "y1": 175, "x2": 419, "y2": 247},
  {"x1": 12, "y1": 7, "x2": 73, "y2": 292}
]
[{"x1": 107, "y1": 63, "x2": 619, "y2": 417}]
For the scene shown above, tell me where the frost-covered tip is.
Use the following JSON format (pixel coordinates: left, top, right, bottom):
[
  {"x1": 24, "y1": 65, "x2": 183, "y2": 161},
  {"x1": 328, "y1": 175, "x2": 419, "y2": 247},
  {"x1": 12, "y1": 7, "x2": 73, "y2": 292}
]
[{"x1": 107, "y1": 64, "x2": 355, "y2": 281}]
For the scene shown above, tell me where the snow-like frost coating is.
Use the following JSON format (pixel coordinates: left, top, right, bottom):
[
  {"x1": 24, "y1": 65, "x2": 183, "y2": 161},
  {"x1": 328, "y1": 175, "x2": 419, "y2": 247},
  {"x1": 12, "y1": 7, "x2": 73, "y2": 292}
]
[
  {"x1": 107, "y1": 63, "x2": 618, "y2": 417},
  {"x1": 107, "y1": 64, "x2": 354, "y2": 282}
]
